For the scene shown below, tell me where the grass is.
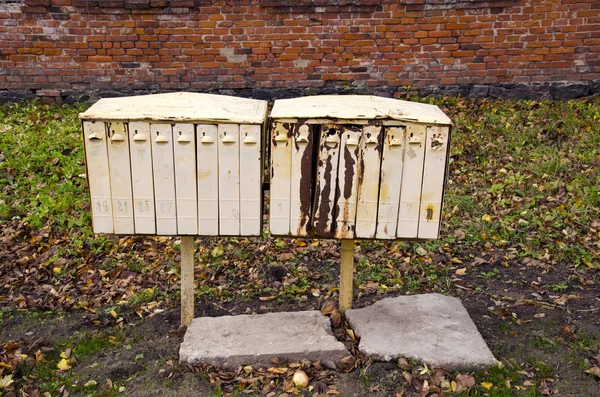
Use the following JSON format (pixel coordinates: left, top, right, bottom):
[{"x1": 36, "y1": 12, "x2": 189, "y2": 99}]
[{"x1": 1, "y1": 97, "x2": 600, "y2": 396}]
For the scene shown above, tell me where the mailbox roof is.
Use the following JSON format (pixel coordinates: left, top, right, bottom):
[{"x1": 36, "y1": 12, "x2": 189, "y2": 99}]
[
  {"x1": 79, "y1": 92, "x2": 269, "y2": 124},
  {"x1": 270, "y1": 95, "x2": 452, "y2": 125}
]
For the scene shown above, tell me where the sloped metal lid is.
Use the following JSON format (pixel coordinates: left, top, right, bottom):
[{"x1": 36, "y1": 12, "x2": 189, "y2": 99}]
[
  {"x1": 270, "y1": 95, "x2": 452, "y2": 125},
  {"x1": 79, "y1": 92, "x2": 269, "y2": 124}
]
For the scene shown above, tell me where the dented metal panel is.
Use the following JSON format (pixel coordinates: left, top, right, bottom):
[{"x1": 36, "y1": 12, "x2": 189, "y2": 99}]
[
  {"x1": 83, "y1": 121, "x2": 113, "y2": 234},
  {"x1": 290, "y1": 122, "x2": 315, "y2": 237},
  {"x1": 311, "y1": 125, "x2": 342, "y2": 238},
  {"x1": 376, "y1": 126, "x2": 405, "y2": 239},
  {"x1": 418, "y1": 125, "x2": 450, "y2": 239},
  {"x1": 355, "y1": 125, "x2": 382, "y2": 239},
  {"x1": 270, "y1": 122, "x2": 292, "y2": 236},
  {"x1": 151, "y1": 123, "x2": 177, "y2": 235},
  {"x1": 334, "y1": 125, "x2": 362, "y2": 239},
  {"x1": 174, "y1": 123, "x2": 198, "y2": 235},
  {"x1": 239, "y1": 124, "x2": 262, "y2": 236},
  {"x1": 396, "y1": 123, "x2": 426, "y2": 238},
  {"x1": 196, "y1": 124, "x2": 219, "y2": 236},
  {"x1": 107, "y1": 122, "x2": 134, "y2": 234},
  {"x1": 128, "y1": 121, "x2": 156, "y2": 234},
  {"x1": 218, "y1": 124, "x2": 240, "y2": 236}
]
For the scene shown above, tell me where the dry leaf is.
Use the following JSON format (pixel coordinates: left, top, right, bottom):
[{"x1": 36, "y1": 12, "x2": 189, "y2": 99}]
[
  {"x1": 455, "y1": 268, "x2": 466, "y2": 275},
  {"x1": 480, "y1": 382, "x2": 493, "y2": 390},
  {"x1": 585, "y1": 366, "x2": 600, "y2": 378},
  {"x1": 258, "y1": 296, "x2": 276, "y2": 302},
  {"x1": 57, "y1": 358, "x2": 72, "y2": 371}
]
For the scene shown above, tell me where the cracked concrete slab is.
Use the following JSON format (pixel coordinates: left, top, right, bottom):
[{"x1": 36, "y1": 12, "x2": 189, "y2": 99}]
[
  {"x1": 179, "y1": 311, "x2": 350, "y2": 369},
  {"x1": 346, "y1": 293, "x2": 497, "y2": 370}
]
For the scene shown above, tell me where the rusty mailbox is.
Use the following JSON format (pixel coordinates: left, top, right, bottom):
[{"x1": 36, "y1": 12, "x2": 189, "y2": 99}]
[
  {"x1": 80, "y1": 92, "x2": 268, "y2": 237},
  {"x1": 269, "y1": 95, "x2": 452, "y2": 240}
]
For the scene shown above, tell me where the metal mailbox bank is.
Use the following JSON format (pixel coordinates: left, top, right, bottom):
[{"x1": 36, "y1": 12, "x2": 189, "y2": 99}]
[
  {"x1": 79, "y1": 92, "x2": 268, "y2": 237},
  {"x1": 269, "y1": 95, "x2": 452, "y2": 240}
]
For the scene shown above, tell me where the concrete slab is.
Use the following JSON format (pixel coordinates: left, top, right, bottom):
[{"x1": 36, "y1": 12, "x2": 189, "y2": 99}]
[
  {"x1": 345, "y1": 293, "x2": 497, "y2": 370},
  {"x1": 179, "y1": 311, "x2": 350, "y2": 368}
]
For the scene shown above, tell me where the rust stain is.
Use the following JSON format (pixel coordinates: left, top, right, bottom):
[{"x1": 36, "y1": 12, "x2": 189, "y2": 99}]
[
  {"x1": 343, "y1": 143, "x2": 356, "y2": 200},
  {"x1": 426, "y1": 205, "x2": 434, "y2": 221},
  {"x1": 313, "y1": 152, "x2": 334, "y2": 237},
  {"x1": 297, "y1": 124, "x2": 313, "y2": 234}
]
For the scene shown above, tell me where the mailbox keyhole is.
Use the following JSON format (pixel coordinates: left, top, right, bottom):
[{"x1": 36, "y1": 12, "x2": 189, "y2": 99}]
[{"x1": 327, "y1": 128, "x2": 336, "y2": 136}]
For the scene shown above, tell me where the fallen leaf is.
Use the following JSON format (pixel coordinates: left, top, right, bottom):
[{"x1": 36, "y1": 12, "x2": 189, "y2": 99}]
[
  {"x1": 258, "y1": 296, "x2": 276, "y2": 302},
  {"x1": 585, "y1": 366, "x2": 600, "y2": 378},
  {"x1": 57, "y1": 358, "x2": 72, "y2": 371},
  {"x1": 0, "y1": 375, "x2": 14, "y2": 389},
  {"x1": 455, "y1": 268, "x2": 466, "y2": 275},
  {"x1": 481, "y1": 382, "x2": 493, "y2": 390}
]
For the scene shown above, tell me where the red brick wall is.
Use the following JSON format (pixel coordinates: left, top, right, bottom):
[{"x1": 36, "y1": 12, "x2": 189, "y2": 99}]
[{"x1": 0, "y1": 0, "x2": 598, "y2": 102}]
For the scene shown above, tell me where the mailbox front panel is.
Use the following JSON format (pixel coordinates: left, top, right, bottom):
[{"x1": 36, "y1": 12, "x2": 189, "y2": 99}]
[
  {"x1": 290, "y1": 122, "x2": 314, "y2": 237},
  {"x1": 174, "y1": 123, "x2": 198, "y2": 235},
  {"x1": 418, "y1": 125, "x2": 450, "y2": 239},
  {"x1": 396, "y1": 123, "x2": 426, "y2": 238},
  {"x1": 151, "y1": 123, "x2": 178, "y2": 235},
  {"x1": 376, "y1": 126, "x2": 405, "y2": 239},
  {"x1": 83, "y1": 121, "x2": 114, "y2": 234},
  {"x1": 239, "y1": 124, "x2": 262, "y2": 236},
  {"x1": 218, "y1": 124, "x2": 240, "y2": 236},
  {"x1": 197, "y1": 124, "x2": 219, "y2": 236},
  {"x1": 355, "y1": 125, "x2": 382, "y2": 239},
  {"x1": 107, "y1": 122, "x2": 135, "y2": 234},
  {"x1": 270, "y1": 122, "x2": 292, "y2": 236},
  {"x1": 334, "y1": 126, "x2": 361, "y2": 239},
  {"x1": 312, "y1": 125, "x2": 341, "y2": 238},
  {"x1": 129, "y1": 121, "x2": 156, "y2": 234}
]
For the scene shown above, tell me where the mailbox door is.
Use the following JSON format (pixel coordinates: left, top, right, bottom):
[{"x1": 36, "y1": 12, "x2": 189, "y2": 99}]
[
  {"x1": 107, "y1": 122, "x2": 134, "y2": 234},
  {"x1": 290, "y1": 122, "x2": 314, "y2": 237},
  {"x1": 311, "y1": 124, "x2": 341, "y2": 238},
  {"x1": 83, "y1": 121, "x2": 113, "y2": 234},
  {"x1": 128, "y1": 121, "x2": 155, "y2": 234},
  {"x1": 151, "y1": 123, "x2": 177, "y2": 235},
  {"x1": 174, "y1": 123, "x2": 198, "y2": 235},
  {"x1": 418, "y1": 125, "x2": 450, "y2": 239},
  {"x1": 334, "y1": 125, "x2": 361, "y2": 239},
  {"x1": 376, "y1": 126, "x2": 405, "y2": 239},
  {"x1": 218, "y1": 124, "x2": 240, "y2": 236},
  {"x1": 270, "y1": 122, "x2": 292, "y2": 236},
  {"x1": 197, "y1": 124, "x2": 219, "y2": 236},
  {"x1": 239, "y1": 124, "x2": 262, "y2": 236},
  {"x1": 355, "y1": 125, "x2": 382, "y2": 239},
  {"x1": 396, "y1": 123, "x2": 426, "y2": 238}
]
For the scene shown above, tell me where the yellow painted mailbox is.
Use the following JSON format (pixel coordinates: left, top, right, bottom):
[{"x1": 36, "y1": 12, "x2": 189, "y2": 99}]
[
  {"x1": 269, "y1": 95, "x2": 452, "y2": 240},
  {"x1": 79, "y1": 92, "x2": 268, "y2": 237}
]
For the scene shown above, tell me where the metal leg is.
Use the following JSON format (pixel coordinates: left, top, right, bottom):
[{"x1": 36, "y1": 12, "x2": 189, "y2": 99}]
[
  {"x1": 339, "y1": 239, "x2": 355, "y2": 313},
  {"x1": 180, "y1": 236, "x2": 195, "y2": 328}
]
